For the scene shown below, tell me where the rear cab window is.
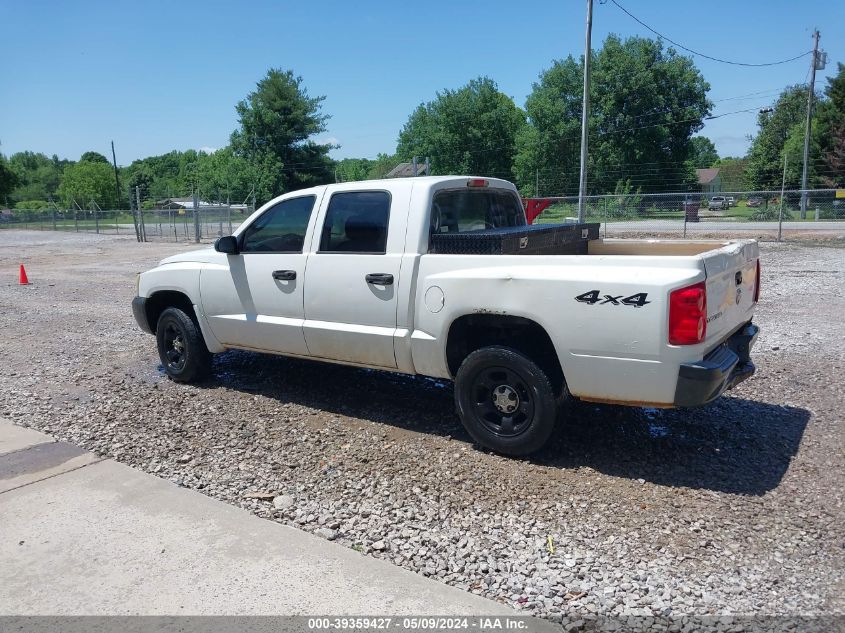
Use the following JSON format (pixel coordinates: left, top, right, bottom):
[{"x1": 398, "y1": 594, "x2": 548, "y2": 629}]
[{"x1": 429, "y1": 189, "x2": 525, "y2": 242}]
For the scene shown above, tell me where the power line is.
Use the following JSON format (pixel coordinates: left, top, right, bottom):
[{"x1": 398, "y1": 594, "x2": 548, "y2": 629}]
[
  {"x1": 711, "y1": 88, "x2": 785, "y2": 103},
  {"x1": 609, "y1": 0, "x2": 812, "y2": 67}
]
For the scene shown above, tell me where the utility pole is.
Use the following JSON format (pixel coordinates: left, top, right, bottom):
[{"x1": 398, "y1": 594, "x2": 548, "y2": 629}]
[
  {"x1": 110, "y1": 141, "x2": 121, "y2": 210},
  {"x1": 193, "y1": 192, "x2": 201, "y2": 243},
  {"x1": 778, "y1": 152, "x2": 788, "y2": 242},
  {"x1": 800, "y1": 29, "x2": 820, "y2": 218},
  {"x1": 577, "y1": 0, "x2": 594, "y2": 223},
  {"x1": 133, "y1": 186, "x2": 143, "y2": 242}
]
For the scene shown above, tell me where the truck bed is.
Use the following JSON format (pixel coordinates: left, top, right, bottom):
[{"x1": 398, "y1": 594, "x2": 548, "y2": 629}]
[
  {"x1": 587, "y1": 238, "x2": 739, "y2": 256},
  {"x1": 413, "y1": 236, "x2": 759, "y2": 405}
]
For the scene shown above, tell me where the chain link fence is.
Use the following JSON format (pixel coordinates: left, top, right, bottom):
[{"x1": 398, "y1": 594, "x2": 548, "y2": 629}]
[
  {"x1": 133, "y1": 206, "x2": 245, "y2": 242},
  {"x1": 0, "y1": 205, "x2": 251, "y2": 242},
  {"x1": 2, "y1": 189, "x2": 843, "y2": 241},
  {"x1": 530, "y1": 189, "x2": 845, "y2": 239}
]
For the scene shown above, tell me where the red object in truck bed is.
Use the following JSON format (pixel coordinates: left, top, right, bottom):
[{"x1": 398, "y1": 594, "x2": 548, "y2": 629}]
[{"x1": 522, "y1": 198, "x2": 554, "y2": 224}]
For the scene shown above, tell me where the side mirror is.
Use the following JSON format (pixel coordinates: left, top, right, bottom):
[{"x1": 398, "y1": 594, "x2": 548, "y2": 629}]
[{"x1": 214, "y1": 235, "x2": 239, "y2": 255}]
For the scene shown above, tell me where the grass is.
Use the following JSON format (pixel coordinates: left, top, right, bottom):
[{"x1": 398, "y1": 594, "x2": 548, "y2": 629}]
[
  {"x1": 1, "y1": 212, "x2": 234, "y2": 231},
  {"x1": 530, "y1": 199, "x2": 839, "y2": 224},
  {"x1": 533, "y1": 202, "x2": 606, "y2": 224},
  {"x1": 1, "y1": 219, "x2": 132, "y2": 231}
]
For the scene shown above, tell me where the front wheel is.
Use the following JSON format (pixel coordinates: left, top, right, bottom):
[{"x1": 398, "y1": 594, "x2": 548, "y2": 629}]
[
  {"x1": 454, "y1": 346, "x2": 559, "y2": 456},
  {"x1": 156, "y1": 307, "x2": 212, "y2": 383}
]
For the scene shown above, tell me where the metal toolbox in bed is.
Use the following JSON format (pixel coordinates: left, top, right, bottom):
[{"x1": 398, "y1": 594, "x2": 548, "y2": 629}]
[{"x1": 429, "y1": 223, "x2": 599, "y2": 255}]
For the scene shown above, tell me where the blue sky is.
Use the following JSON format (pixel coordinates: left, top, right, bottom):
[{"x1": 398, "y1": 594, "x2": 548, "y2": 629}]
[{"x1": 1, "y1": 0, "x2": 843, "y2": 166}]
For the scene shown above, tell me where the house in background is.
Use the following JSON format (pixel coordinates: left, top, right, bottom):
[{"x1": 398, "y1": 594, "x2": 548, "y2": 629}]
[
  {"x1": 154, "y1": 198, "x2": 250, "y2": 213},
  {"x1": 385, "y1": 162, "x2": 430, "y2": 178},
  {"x1": 154, "y1": 197, "x2": 207, "y2": 211},
  {"x1": 696, "y1": 168, "x2": 722, "y2": 193}
]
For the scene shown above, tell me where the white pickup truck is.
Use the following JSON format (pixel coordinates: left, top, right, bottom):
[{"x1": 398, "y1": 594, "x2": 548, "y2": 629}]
[{"x1": 132, "y1": 176, "x2": 760, "y2": 455}]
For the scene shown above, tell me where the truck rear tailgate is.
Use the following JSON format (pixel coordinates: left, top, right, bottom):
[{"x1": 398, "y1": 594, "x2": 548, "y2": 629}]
[{"x1": 701, "y1": 239, "x2": 759, "y2": 346}]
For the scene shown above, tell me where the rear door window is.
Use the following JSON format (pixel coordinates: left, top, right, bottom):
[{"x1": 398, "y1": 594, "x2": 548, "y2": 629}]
[{"x1": 318, "y1": 191, "x2": 391, "y2": 253}]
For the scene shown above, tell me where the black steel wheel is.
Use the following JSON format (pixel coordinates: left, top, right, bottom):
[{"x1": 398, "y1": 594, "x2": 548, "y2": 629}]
[
  {"x1": 455, "y1": 346, "x2": 559, "y2": 456},
  {"x1": 155, "y1": 307, "x2": 212, "y2": 383},
  {"x1": 470, "y1": 366, "x2": 535, "y2": 438},
  {"x1": 162, "y1": 321, "x2": 187, "y2": 372}
]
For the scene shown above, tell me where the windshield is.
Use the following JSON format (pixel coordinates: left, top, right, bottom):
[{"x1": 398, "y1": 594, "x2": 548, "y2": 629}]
[{"x1": 430, "y1": 189, "x2": 525, "y2": 234}]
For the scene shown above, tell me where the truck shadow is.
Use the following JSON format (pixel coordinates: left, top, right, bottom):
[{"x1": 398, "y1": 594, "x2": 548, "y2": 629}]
[
  {"x1": 539, "y1": 399, "x2": 810, "y2": 496},
  {"x1": 208, "y1": 350, "x2": 810, "y2": 497}
]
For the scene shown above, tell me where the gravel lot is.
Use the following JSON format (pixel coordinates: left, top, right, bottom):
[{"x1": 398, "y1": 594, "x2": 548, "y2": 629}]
[{"x1": 1, "y1": 230, "x2": 843, "y2": 623}]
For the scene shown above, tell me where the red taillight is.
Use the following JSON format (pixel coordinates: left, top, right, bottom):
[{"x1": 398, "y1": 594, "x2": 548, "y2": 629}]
[
  {"x1": 669, "y1": 281, "x2": 707, "y2": 345},
  {"x1": 753, "y1": 260, "x2": 761, "y2": 303},
  {"x1": 466, "y1": 178, "x2": 489, "y2": 188}
]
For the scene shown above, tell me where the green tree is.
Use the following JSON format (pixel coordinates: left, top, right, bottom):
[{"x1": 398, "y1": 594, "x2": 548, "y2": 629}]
[
  {"x1": 514, "y1": 35, "x2": 711, "y2": 195},
  {"x1": 688, "y1": 136, "x2": 719, "y2": 168},
  {"x1": 58, "y1": 161, "x2": 118, "y2": 207},
  {"x1": 822, "y1": 123, "x2": 845, "y2": 187},
  {"x1": 0, "y1": 151, "x2": 19, "y2": 202},
  {"x1": 396, "y1": 77, "x2": 526, "y2": 179},
  {"x1": 230, "y1": 69, "x2": 334, "y2": 202},
  {"x1": 745, "y1": 85, "x2": 809, "y2": 190},
  {"x1": 79, "y1": 151, "x2": 109, "y2": 164},
  {"x1": 713, "y1": 156, "x2": 749, "y2": 191},
  {"x1": 335, "y1": 158, "x2": 373, "y2": 182},
  {"x1": 15, "y1": 200, "x2": 49, "y2": 210},
  {"x1": 126, "y1": 164, "x2": 155, "y2": 202},
  {"x1": 196, "y1": 146, "x2": 275, "y2": 203},
  {"x1": 513, "y1": 57, "x2": 583, "y2": 195},
  {"x1": 332, "y1": 156, "x2": 400, "y2": 182},
  {"x1": 123, "y1": 149, "x2": 212, "y2": 203},
  {"x1": 590, "y1": 35, "x2": 710, "y2": 193},
  {"x1": 816, "y1": 63, "x2": 845, "y2": 187},
  {"x1": 7, "y1": 151, "x2": 66, "y2": 202},
  {"x1": 825, "y1": 62, "x2": 845, "y2": 109},
  {"x1": 366, "y1": 153, "x2": 400, "y2": 179},
  {"x1": 782, "y1": 121, "x2": 822, "y2": 189}
]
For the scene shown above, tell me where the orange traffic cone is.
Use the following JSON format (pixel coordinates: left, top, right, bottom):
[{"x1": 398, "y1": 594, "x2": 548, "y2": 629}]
[{"x1": 19, "y1": 264, "x2": 30, "y2": 285}]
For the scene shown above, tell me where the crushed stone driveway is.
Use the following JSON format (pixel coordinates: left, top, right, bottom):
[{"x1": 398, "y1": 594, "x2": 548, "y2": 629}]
[{"x1": 1, "y1": 230, "x2": 843, "y2": 622}]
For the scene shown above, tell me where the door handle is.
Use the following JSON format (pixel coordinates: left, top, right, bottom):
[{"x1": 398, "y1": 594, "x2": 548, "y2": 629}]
[
  {"x1": 365, "y1": 273, "x2": 394, "y2": 285},
  {"x1": 272, "y1": 270, "x2": 297, "y2": 281}
]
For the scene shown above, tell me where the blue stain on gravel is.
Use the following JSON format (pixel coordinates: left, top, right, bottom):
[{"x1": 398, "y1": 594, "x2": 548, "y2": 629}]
[{"x1": 643, "y1": 408, "x2": 670, "y2": 438}]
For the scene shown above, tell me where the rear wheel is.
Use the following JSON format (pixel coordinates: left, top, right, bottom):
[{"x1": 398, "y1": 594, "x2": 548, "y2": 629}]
[
  {"x1": 156, "y1": 307, "x2": 212, "y2": 383},
  {"x1": 455, "y1": 346, "x2": 559, "y2": 456}
]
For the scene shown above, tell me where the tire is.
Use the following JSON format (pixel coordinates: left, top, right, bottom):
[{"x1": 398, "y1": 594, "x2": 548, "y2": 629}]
[
  {"x1": 454, "y1": 346, "x2": 559, "y2": 456},
  {"x1": 155, "y1": 307, "x2": 212, "y2": 383}
]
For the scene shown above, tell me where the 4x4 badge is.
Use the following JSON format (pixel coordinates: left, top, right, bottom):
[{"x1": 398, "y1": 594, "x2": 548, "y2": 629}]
[{"x1": 575, "y1": 290, "x2": 650, "y2": 307}]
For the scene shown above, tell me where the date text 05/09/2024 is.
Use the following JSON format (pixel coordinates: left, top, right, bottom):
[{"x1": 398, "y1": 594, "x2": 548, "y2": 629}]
[{"x1": 306, "y1": 617, "x2": 530, "y2": 630}]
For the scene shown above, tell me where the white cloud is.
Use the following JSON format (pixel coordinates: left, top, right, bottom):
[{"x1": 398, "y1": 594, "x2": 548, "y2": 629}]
[
  {"x1": 317, "y1": 136, "x2": 340, "y2": 147},
  {"x1": 198, "y1": 146, "x2": 218, "y2": 154}
]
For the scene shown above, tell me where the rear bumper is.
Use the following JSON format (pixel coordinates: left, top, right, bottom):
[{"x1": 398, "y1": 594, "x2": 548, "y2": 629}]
[
  {"x1": 132, "y1": 296, "x2": 153, "y2": 334},
  {"x1": 673, "y1": 322, "x2": 759, "y2": 407}
]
